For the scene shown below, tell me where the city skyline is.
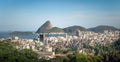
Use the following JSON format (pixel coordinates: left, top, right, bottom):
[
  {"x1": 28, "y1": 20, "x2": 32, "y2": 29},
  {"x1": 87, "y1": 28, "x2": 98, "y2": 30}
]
[{"x1": 0, "y1": 0, "x2": 120, "y2": 31}]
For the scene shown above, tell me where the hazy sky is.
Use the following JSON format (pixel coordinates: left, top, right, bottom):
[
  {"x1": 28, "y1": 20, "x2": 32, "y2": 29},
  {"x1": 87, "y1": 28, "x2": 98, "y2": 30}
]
[{"x1": 0, "y1": 0, "x2": 120, "y2": 31}]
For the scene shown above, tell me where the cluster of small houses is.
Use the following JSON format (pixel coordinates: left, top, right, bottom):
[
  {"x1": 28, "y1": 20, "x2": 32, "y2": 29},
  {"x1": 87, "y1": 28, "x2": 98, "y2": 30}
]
[{"x1": 0, "y1": 30, "x2": 120, "y2": 60}]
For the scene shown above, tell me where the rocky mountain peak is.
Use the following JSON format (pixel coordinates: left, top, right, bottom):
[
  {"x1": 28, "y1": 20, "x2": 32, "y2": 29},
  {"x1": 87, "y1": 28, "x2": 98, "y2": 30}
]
[{"x1": 36, "y1": 20, "x2": 52, "y2": 33}]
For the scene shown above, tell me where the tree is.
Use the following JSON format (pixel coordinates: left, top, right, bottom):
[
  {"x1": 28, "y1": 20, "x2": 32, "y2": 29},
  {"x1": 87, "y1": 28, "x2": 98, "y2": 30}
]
[
  {"x1": 55, "y1": 56, "x2": 65, "y2": 62},
  {"x1": 75, "y1": 53, "x2": 90, "y2": 62},
  {"x1": 100, "y1": 38, "x2": 120, "y2": 62},
  {"x1": 67, "y1": 53, "x2": 103, "y2": 62},
  {"x1": 113, "y1": 38, "x2": 120, "y2": 50},
  {"x1": 19, "y1": 49, "x2": 38, "y2": 62},
  {"x1": 0, "y1": 42, "x2": 38, "y2": 62},
  {"x1": 67, "y1": 54, "x2": 77, "y2": 62}
]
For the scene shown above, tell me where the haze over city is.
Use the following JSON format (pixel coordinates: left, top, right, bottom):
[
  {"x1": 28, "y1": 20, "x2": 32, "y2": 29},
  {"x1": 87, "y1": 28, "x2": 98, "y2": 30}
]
[{"x1": 0, "y1": 0, "x2": 120, "y2": 31}]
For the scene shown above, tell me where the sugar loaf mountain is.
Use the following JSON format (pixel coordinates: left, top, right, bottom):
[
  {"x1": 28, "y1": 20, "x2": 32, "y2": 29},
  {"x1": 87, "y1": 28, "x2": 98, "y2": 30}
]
[
  {"x1": 36, "y1": 21, "x2": 64, "y2": 33},
  {"x1": 36, "y1": 21, "x2": 119, "y2": 34}
]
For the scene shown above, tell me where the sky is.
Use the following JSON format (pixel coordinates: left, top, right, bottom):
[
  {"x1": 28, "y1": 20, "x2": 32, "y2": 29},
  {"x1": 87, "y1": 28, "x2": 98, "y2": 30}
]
[{"x1": 0, "y1": 0, "x2": 120, "y2": 31}]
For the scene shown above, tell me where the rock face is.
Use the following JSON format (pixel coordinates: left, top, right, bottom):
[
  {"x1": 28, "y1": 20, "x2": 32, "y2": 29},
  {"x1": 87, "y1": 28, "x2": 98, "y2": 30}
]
[{"x1": 36, "y1": 21, "x2": 52, "y2": 33}]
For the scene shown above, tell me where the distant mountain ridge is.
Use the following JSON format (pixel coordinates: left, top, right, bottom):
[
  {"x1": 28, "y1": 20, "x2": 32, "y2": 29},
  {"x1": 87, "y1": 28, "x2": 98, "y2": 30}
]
[
  {"x1": 44, "y1": 27, "x2": 64, "y2": 33},
  {"x1": 63, "y1": 25, "x2": 87, "y2": 34},
  {"x1": 88, "y1": 25, "x2": 119, "y2": 33},
  {"x1": 36, "y1": 21, "x2": 119, "y2": 33},
  {"x1": 9, "y1": 31, "x2": 33, "y2": 35}
]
